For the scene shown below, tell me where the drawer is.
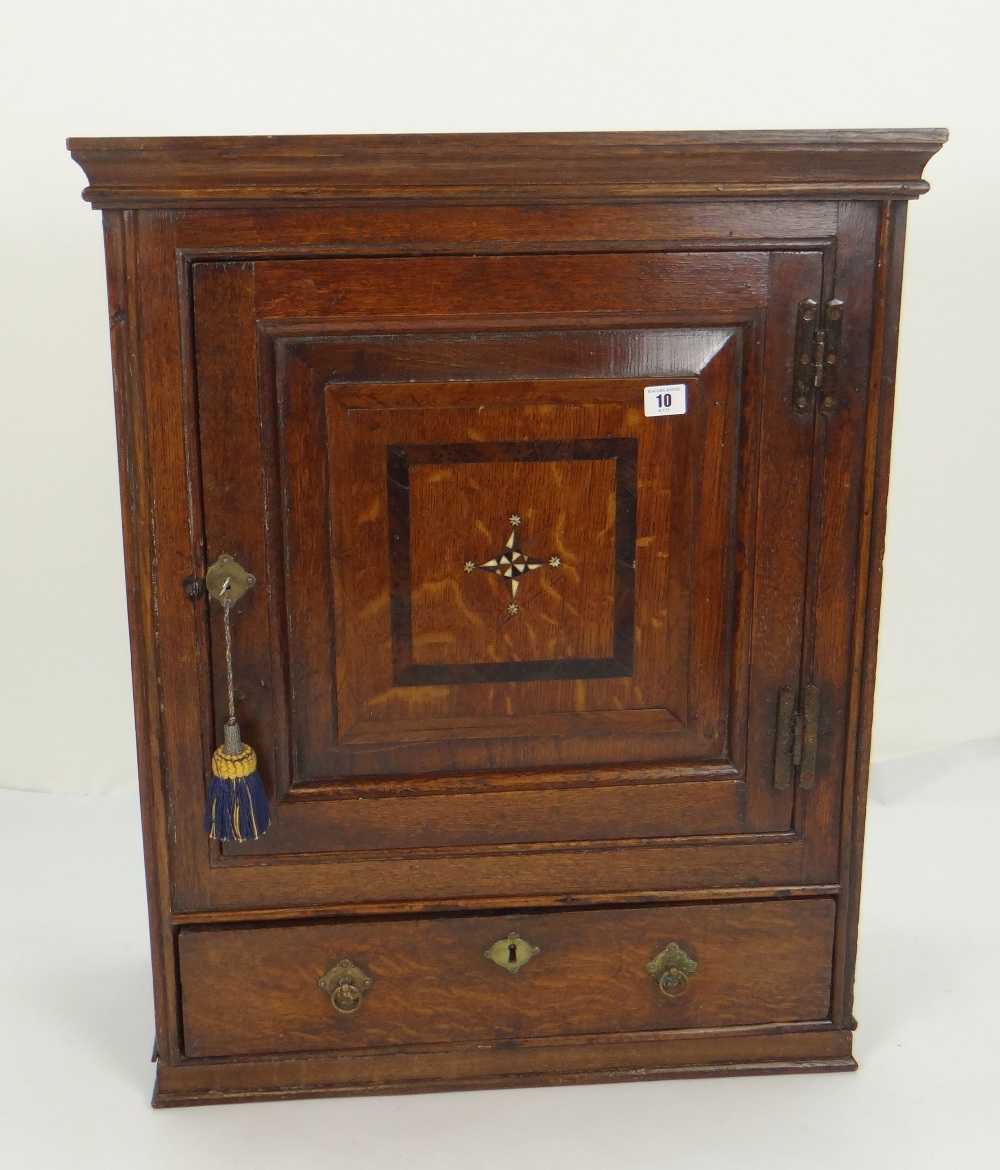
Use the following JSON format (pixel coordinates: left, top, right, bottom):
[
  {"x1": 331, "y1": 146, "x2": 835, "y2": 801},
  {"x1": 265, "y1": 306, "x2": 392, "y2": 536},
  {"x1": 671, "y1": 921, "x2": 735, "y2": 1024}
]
[{"x1": 179, "y1": 898, "x2": 836, "y2": 1059}]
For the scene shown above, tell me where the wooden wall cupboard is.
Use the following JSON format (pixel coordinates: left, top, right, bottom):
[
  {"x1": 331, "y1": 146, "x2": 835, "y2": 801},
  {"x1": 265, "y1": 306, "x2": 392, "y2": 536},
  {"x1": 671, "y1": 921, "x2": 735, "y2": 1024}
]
[{"x1": 68, "y1": 130, "x2": 946, "y2": 1105}]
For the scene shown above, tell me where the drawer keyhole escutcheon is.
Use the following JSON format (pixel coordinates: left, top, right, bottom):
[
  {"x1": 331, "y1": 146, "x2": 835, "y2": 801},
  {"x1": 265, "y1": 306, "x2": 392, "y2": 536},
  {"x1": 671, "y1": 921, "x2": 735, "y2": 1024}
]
[
  {"x1": 645, "y1": 942, "x2": 698, "y2": 998},
  {"x1": 485, "y1": 931, "x2": 540, "y2": 973},
  {"x1": 318, "y1": 959, "x2": 373, "y2": 1014}
]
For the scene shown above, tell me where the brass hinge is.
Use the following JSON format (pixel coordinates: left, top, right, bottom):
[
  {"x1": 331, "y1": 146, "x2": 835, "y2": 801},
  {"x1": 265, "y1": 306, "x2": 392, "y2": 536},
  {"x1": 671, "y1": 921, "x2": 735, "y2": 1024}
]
[
  {"x1": 792, "y1": 299, "x2": 844, "y2": 415},
  {"x1": 773, "y1": 684, "x2": 820, "y2": 791}
]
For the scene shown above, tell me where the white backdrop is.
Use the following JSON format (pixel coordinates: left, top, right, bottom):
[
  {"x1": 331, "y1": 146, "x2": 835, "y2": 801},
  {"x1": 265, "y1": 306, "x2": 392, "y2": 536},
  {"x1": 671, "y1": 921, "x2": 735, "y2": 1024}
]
[{"x1": 2, "y1": 0, "x2": 997, "y2": 793}]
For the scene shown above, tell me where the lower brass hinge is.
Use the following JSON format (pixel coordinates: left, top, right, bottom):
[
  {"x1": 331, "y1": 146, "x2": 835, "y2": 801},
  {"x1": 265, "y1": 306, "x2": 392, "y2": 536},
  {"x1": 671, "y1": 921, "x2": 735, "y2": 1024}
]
[
  {"x1": 773, "y1": 684, "x2": 820, "y2": 791},
  {"x1": 792, "y1": 299, "x2": 844, "y2": 415}
]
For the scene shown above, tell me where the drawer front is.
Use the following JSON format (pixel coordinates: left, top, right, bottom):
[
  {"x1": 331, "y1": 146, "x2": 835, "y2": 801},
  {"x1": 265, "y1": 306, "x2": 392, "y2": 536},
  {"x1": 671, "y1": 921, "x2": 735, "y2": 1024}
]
[{"x1": 179, "y1": 899, "x2": 835, "y2": 1058}]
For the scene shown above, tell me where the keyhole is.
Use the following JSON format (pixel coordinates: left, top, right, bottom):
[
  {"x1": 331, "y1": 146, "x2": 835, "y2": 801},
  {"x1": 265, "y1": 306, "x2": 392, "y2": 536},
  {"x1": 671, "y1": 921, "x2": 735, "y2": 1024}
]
[
  {"x1": 507, "y1": 942, "x2": 518, "y2": 966},
  {"x1": 220, "y1": 575, "x2": 232, "y2": 596}
]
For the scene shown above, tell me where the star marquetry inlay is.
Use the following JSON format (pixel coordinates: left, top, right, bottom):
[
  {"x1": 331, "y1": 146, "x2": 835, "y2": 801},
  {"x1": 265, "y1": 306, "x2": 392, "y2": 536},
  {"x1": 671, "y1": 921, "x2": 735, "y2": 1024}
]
[{"x1": 465, "y1": 513, "x2": 562, "y2": 618}]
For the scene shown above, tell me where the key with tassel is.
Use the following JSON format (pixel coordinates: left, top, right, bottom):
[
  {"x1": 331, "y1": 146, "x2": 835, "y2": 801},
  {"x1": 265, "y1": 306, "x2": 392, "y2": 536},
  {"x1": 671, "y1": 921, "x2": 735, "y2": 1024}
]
[{"x1": 203, "y1": 555, "x2": 270, "y2": 842}]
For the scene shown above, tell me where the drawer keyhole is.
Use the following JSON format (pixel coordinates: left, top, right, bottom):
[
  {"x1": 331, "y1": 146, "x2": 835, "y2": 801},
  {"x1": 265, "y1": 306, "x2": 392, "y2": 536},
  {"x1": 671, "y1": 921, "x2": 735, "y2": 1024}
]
[{"x1": 485, "y1": 931, "x2": 540, "y2": 973}]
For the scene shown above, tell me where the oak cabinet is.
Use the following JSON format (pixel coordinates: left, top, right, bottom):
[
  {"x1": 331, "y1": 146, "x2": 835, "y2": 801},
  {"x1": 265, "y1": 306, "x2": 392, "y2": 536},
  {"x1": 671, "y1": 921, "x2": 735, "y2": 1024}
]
[{"x1": 69, "y1": 130, "x2": 945, "y2": 1105}]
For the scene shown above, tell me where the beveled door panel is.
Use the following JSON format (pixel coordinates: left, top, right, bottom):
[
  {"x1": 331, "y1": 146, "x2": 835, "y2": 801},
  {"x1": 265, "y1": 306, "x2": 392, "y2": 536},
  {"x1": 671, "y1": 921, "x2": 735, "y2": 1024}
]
[
  {"x1": 192, "y1": 250, "x2": 821, "y2": 858},
  {"x1": 288, "y1": 358, "x2": 733, "y2": 767}
]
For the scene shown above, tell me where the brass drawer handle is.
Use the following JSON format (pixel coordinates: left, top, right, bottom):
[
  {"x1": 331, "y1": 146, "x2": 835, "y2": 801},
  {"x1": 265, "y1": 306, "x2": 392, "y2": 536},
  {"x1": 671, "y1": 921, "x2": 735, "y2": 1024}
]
[
  {"x1": 318, "y1": 959, "x2": 372, "y2": 1014},
  {"x1": 645, "y1": 942, "x2": 698, "y2": 998}
]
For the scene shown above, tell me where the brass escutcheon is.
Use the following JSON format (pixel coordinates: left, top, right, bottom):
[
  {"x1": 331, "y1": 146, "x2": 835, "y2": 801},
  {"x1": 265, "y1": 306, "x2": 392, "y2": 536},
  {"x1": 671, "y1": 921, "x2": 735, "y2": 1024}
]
[
  {"x1": 205, "y1": 554, "x2": 256, "y2": 605},
  {"x1": 485, "y1": 931, "x2": 540, "y2": 973},
  {"x1": 645, "y1": 941, "x2": 698, "y2": 998},
  {"x1": 318, "y1": 958, "x2": 373, "y2": 1014}
]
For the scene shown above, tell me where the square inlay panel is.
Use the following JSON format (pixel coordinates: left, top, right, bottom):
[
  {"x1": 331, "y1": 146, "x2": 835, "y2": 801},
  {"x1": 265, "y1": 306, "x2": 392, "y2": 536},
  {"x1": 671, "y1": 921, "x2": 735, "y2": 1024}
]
[{"x1": 390, "y1": 438, "x2": 636, "y2": 684}]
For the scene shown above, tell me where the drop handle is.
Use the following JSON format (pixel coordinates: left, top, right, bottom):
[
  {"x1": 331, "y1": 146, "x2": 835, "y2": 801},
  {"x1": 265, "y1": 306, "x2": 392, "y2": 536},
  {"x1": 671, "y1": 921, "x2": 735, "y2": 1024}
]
[
  {"x1": 318, "y1": 959, "x2": 373, "y2": 1015},
  {"x1": 645, "y1": 942, "x2": 698, "y2": 998}
]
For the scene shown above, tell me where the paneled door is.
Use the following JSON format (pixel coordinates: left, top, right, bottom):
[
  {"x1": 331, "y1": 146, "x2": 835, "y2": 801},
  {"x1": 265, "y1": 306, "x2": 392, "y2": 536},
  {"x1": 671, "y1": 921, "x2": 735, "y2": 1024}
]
[{"x1": 188, "y1": 248, "x2": 827, "y2": 886}]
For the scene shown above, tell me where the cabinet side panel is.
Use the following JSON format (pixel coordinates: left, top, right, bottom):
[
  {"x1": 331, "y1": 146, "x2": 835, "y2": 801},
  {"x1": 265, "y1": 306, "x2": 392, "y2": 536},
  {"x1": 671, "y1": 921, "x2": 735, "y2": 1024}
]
[
  {"x1": 101, "y1": 210, "x2": 179, "y2": 1063},
  {"x1": 833, "y1": 200, "x2": 910, "y2": 1026}
]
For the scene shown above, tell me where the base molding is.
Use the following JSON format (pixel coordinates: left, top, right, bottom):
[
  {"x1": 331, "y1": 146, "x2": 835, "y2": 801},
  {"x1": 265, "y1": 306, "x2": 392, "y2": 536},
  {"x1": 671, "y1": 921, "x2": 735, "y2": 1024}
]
[{"x1": 153, "y1": 1026, "x2": 857, "y2": 1107}]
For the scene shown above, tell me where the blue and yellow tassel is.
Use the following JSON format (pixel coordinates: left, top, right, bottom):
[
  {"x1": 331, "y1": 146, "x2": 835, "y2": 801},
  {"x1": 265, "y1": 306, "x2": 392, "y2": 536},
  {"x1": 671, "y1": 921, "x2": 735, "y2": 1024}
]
[
  {"x1": 204, "y1": 718, "x2": 270, "y2": 842},
  {"x1": 204, "y1": 586, "x2": 271, "y2": 842}
]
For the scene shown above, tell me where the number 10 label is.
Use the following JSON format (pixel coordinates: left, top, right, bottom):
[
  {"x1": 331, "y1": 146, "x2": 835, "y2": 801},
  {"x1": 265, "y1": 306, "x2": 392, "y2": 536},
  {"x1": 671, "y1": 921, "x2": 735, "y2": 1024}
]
[{"x1": 643, "y1": 383, "x2": 688, "y2": 417}]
